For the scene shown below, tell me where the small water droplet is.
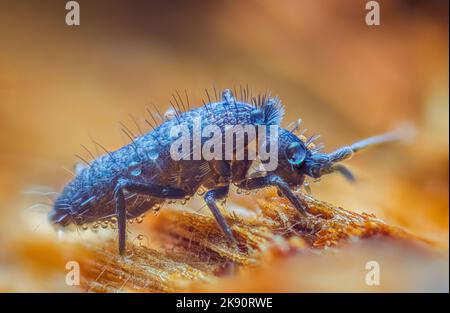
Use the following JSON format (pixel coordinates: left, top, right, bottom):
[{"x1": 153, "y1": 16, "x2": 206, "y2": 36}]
[
  {"x1": 221, "y1": 89, "x2": 235, "y2": 104},
  {"x1": 286, "y1": 142, "x2": 306, "y2": 165},
  {"x1": 81, "y1": 224, "x2": 88, "y2": 231},
  {"x1": 131, "y1": 168, "x2": 142, "y2": 176},
  {"x1": 101, "y1": 221, "x2": 109, "y2": 229},
  {"x1": 164, "y1": 108, "x2": 176, "y2": 121},
  {"x1": 194, "y1": 175, "x2": 202, "y2": 181},
  {"x1": 250, "y1": 109, "x2": 265, "y2": 125},
  {"x1": 148, "y1": 148, "x2": 159, "y2": 160},
  {"x1": 136, "y1": 217, "x2": 144, "y2": 224},
  {"x1": 236, "y1": 188, "x2": 243, "y2": 195},
  {"x1": 91, "y1": 222, "x2": 99, "y2": 231},
  {"x1": 110, "y1": 217, "x2": 117, "y2": 224},
  {"x1": 137, "y1": 234, "x2": 144, "y2": 241},
  {"x1": 180, "y1": 200, "x2": 187, "y2": 205}
]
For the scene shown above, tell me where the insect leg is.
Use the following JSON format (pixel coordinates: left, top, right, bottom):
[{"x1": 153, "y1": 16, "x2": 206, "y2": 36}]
[
  {"x1": 204, "y1": 185, "x2": 237, "y2": 244},
  {"x1": 113, "y1": 179, "x2": 188, "y2": 255},
  {"x1": 113, "y1": 184, "x2": 127, "y2": 256},
  {"x1": 116, "y1": 178, "x2": 188, "y2": 199},
  {"x1": 237, "y1": 175, "x2": 308, "y2": 217}
]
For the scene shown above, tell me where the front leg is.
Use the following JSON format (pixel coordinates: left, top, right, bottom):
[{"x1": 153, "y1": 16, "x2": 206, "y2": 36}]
[
  {"x1": 236, "y1": 175, "x2": 308, "y2": 217},
  {"x1": 113, "y1": 179, "x2": 188, "y2": 255}
]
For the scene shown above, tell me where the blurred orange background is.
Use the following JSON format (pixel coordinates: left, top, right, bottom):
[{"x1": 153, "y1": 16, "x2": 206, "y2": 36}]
[{"x1": 0, "y1": 0, "x2": 448, "y2": 291}]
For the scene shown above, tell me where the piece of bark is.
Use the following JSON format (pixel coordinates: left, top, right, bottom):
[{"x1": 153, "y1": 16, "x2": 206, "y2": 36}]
[{"x1": 68, "y1": 191, "x2": 432, "y2": 292}]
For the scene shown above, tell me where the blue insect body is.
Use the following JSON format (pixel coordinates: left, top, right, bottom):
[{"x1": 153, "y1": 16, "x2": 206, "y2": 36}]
[{"x1": 49, "y1": 88, "x2": 400, "y2": 255}]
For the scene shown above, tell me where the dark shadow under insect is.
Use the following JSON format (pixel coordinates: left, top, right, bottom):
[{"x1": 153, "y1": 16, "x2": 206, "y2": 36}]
[{"x1": 49, "y1": 87, "x2": 405, "y2": 255}]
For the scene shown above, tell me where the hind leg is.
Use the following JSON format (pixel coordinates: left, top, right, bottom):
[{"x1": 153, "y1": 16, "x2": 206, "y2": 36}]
[{"x1": 113, "y1": 179, "x2": 188, "y2": 255}]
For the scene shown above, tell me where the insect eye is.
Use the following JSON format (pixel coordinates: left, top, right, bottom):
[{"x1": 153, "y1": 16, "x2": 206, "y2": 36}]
[{"x1": 285, "y1": 142, "x2": 306, "y2": 165}]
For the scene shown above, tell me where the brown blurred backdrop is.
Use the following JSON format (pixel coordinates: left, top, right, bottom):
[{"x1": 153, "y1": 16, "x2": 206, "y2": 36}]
[{"x1": 0, "y1": 0, "x2": 448, "y2": 291}]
